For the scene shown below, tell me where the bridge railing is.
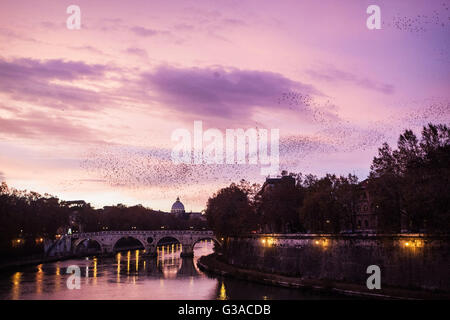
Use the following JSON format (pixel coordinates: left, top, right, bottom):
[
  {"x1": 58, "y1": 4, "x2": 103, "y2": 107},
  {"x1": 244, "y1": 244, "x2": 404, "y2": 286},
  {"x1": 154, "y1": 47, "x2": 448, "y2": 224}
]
[{"x1": 70, "y1": 230, "x2": 214, "y2": 238}]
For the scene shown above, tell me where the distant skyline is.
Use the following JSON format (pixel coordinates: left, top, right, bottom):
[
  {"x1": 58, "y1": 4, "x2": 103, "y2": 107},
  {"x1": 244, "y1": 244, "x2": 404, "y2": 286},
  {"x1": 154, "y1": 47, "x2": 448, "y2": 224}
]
[{"x1": 0, "y1": 0, "x2": 449, "y2": 211}]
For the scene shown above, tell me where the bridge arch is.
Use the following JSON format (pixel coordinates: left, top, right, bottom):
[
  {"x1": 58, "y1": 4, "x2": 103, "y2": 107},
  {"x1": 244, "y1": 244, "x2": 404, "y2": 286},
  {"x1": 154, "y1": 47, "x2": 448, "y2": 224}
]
[
  {"x1": 156, "y1": 236, "x2": 182, "y2": 247},
  {"x1": 112, "y1": 236, "x2": 145, "y2": 252},
  {"x1": 74, "y1": 238, "x2": 103, "y2": 254},
  {"x1": 190, "y1": 237, "x2": 220, "y2": 252}
]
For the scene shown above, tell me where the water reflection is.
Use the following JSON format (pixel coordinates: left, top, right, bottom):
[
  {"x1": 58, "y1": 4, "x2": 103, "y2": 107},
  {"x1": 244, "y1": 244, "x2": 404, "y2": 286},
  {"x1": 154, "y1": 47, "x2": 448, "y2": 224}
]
[
  {"x1": 219, "y1": 281, "x2": 227, "y2": 300},
  {"x1": 116, "y1": 252, "x2": 121, "y2": 283},
  {"x1": 0, "y1": 240, "x2": 347, "y2": 300},
  {"x1": 55, "y1": 264, "x2": 60, "y2": 291},
  {"x1": 36, "y1": 264, "x2": 43, "y2": 296},
  {"x1": 126, "y1": 250, "x2": 130, "y2": 274},
  {"x1": 93, "y1": 258, "x2": 97, "y2": 286},
  {"x1": 11, "y1": 272, "x2": 21, "y2": 300}
]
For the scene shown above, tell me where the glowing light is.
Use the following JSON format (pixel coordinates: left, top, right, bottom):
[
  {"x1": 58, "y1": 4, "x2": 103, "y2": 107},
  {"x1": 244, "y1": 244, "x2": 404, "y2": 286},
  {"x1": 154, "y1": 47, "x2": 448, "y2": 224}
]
[
  {"x1": 219, "y1": 282, "x2": 227, "y2": 300},
  {"x1": 93, "y1": 258, "x2": 97, "y2": 278},
  {"x1": 314, "y1": 239, "x2": 328, "y2": 247},
  {"x1": 403, "y1": 239, "x2": 424, "y2": 248},
  {"x1": 136, "y1": 250, "x2": 139, "y2": 271},
  {"x1": 127, "y1": 251, "x2": 130, "y2": 274},
  {"x1": 55, "y1": 265, "x2": 61, "y2": 291},
  {"x1": 266, "y1": 238, "x2": 274, "y2": 246},
  {"x1": 36, "y1": 264, "x2": 44, "y2": 295},
  {"x1": 12, "y1": 272, "x2": 22, "y2": 300},
  {"x1": 116, "y1": 252, "x2": 121, "y2": 282},
  {"x1": 12, "y1": 238, "x2": 24, "y2": 247}
]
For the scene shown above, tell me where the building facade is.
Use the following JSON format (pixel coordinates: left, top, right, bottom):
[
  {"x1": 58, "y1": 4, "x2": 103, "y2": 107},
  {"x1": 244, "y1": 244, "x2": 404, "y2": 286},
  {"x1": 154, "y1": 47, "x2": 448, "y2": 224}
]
[{"x1": 353, "y1": 180, "x2": 378, "y2": 233}]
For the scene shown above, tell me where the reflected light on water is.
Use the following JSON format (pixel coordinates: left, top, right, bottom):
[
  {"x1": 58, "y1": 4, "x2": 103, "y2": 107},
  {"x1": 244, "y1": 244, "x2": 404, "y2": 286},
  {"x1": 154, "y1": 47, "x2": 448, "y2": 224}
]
[
  {"x1": 116, "y1": 252, "x2": 121, "y2": 283},
  {"x1": 93, "y1": 258, "x2": 98, "y2": 285},
  {"x1": 12, "y1": 272, "x2": 22, "y2": 300},
  {"x1": 36, "y1": 264, "x2": 43, "y2": 295},
  {"x1": 0, "y1": 240, "x2": 342, "y2": 300},
  {"x1": 85, "y1": 265, "x2": 89, "y2": 286},
  {"x1": 93, "y1": 258, "x2": 97, "y2": 277},
  {"x1": 135, "y1": 250, "x2": 139, "y2": 272},
  {"x1": 55, "y1": 264, "x2": 61, "y2": 291},
  {"x1": 219, "y1": 281, "x2": 227, "y2": 300},
  {"x1": 127, "y1": 251, "x2": 130, "y2": 274},
  {"x1": 157, "y1": 243, "x2": 182, "y2": 279}
]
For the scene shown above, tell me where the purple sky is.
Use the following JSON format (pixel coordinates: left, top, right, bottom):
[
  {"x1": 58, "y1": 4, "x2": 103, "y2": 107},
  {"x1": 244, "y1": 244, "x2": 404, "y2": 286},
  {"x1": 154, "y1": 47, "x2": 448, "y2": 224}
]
[{"x1": 0, "y1": 0, "x2": 449, "y2": 211}]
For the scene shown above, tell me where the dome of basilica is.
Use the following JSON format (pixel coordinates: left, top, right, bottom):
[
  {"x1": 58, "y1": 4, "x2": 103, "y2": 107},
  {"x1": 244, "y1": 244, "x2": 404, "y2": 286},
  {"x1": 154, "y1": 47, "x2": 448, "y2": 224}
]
[{"x1": 171, "y1": 197, "x2": 185, "y2": 214}]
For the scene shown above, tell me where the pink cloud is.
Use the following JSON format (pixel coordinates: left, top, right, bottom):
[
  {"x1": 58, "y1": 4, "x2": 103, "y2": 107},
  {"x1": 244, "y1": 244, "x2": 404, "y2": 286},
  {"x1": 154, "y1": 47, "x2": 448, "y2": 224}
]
[
  {"x1": 0, "y1": 57, "x2": 115, "y2": 111},
  {"x1": 0, "y1": 109, "x2": 104, "y2": 143},
  {"x1": 306, "y1": 65, "x2": 395, "y2": 95},
  {"x1": 138, "y1": 65, "x2": 323, "y2": 124}
]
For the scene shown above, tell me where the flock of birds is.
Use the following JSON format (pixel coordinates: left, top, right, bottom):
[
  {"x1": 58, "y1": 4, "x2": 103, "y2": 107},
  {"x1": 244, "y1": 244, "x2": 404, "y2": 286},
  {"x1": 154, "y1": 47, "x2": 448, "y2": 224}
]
[
  {"x1": 74, "y1": 92, "x2": 448, "y2": 204},
  {"x1": 384, "y1": 3, "x2": 449, "y2": 33},
  {"x1": 379, "y1": 3, "x2": 450, "y2": 65},
  {"x1": 277, "y1": 91, "x2": 313, "y2": 107},
  {"x1": 277, "y1": 90, "x2": 339, "y2": 126},
  {"x1": 78, "y1": 144, "x2": 260, "y2": 202},
  {"x1": 68, "y1": 3, "x2": 450, "y2": 204}
]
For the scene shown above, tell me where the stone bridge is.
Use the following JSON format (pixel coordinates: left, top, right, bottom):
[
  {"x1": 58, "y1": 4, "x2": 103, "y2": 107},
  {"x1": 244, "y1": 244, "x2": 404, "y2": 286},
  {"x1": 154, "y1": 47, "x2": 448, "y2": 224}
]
[{"x1": 45, "y1": 230, "x2": 219, "y2": 257}]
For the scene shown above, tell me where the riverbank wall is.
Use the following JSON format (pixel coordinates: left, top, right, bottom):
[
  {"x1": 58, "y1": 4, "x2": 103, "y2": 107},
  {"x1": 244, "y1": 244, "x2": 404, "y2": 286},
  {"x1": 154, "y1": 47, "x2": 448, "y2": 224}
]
[{"x1": 220, "y1": 234, "x2": 450, "y2": 293}]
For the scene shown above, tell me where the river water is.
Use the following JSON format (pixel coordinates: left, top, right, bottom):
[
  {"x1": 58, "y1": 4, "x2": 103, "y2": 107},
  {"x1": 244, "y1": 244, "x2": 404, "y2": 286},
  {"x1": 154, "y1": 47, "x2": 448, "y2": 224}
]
[{"x1": 0, "y1": 241, "x2": 344, "y2": 300}]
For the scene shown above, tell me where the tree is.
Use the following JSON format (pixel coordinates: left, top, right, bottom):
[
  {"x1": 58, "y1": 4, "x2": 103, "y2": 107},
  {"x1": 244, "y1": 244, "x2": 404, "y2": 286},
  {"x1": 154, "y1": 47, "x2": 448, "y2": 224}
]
[
  {"x1": 205, "y1": 183, "x2": 256, "y2": 238},
  {"x1": 298, "y1": 174, "x2": 359, "y2": 233},
  {"x1": 368, "y1": 123, "x2": 450, "y2": 233},
  {"x1": 257, "y1": 174, "x2": 304, "y2": 233}
]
